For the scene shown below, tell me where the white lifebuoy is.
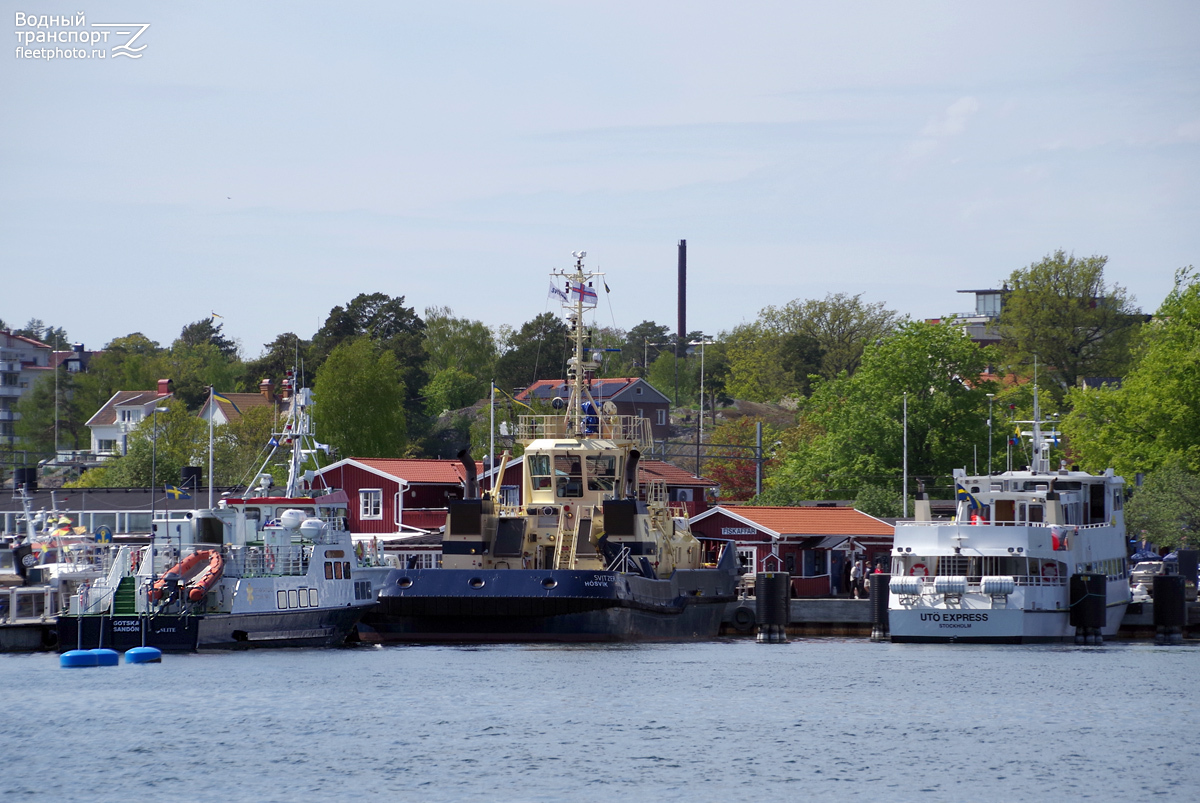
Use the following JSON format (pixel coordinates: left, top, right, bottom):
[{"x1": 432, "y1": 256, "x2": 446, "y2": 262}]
[
  {"x1": 1041, "y1": 562, "x2": 1059, "y2": 580},
  {"x1": 910, "y1": 563, "x2": 928, "y2": 577}
]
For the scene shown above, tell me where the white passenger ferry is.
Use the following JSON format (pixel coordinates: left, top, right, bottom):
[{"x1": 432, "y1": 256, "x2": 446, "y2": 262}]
[{"x1": 889, "y1": 394, "x2": 1130, "y2": 643}]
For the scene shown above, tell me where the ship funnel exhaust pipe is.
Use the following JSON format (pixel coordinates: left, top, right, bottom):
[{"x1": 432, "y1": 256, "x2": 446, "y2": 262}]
[
  {"x1": 623, "y1": 449, "x2": 641, "y2": 500},
  {"x1": 458, "y1": 449, "x2": 479, "y2": 499}
]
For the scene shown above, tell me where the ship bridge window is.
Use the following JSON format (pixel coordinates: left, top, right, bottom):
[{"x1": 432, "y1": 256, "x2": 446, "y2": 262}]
[
  {"x1": 554, "y1": 455, "x2": 583, "y2": 498},
  {"x1": 586, "y1": 455, "x2": 618, "y2": 491},
  {"x1": 527, "y1": 454, "x2": 552, "y2": 490}
]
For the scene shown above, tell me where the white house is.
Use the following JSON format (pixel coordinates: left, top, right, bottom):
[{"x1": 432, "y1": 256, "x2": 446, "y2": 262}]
[{"x1": 86, "y1": 379, "x2": 175, "y2": 457}]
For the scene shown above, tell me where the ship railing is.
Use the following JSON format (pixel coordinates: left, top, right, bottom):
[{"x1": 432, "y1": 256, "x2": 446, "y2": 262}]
[
  {"x1": 605, "y1": 546, "x2": 637, "y2": 573},
  {"x1": 221, "y1": 545, "x2": 310, "y2": 578},
  {"x1": 516, "y1": 414, "x2": 652, "y2": 449},
  {"x1": 904, "y1": 573, "x2": 1068, "y2": 592}
]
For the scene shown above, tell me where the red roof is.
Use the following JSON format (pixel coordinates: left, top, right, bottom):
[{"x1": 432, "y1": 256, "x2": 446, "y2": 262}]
[
  {"x1": 340, "y1": 458, "x2": 479, "y2": 485},
  {"x1": 639, "y1": 459, "x2": 717, "y2": 488},
  {"x1": 699, "y1": 505, "x2": 893, "y2": 537},
  {"x1": 515, "y1": 377, "x2": 645, "y2": 401}
]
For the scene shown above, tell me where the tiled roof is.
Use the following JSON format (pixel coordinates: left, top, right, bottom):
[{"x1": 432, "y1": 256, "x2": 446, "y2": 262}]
[
  {"x1": 515, "y1": 378, "x2": 642, "y2": 401},
  {"x1": 199, "y1": 392, "x2": 280, "y2": 423},
  {"x1": 639, "y1": 459, "x2": 717, "y2": 487},
  {"x1": 349, "y1": 458, "x2": 480, "y2": 484},
  {"x1": 85, "y1": 390, "x2": 172, "y2": 427},
  {"x1": 704, "y1": 505, "x2": 893, "y2": 537}
]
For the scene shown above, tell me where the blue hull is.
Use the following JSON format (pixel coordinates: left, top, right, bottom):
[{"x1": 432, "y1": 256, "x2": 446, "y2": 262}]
[{"x1": 359, "y1": 567, "x2": 737, "y2": 643}]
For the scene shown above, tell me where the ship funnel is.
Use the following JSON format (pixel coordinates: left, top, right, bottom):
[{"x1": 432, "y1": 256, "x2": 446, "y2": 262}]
[
  {"x1": 623, "y1": 449, "x2": 641, "y2": 500},
  {"x1": 458, "y1": 449, "x2": 479, "y2": 499}
]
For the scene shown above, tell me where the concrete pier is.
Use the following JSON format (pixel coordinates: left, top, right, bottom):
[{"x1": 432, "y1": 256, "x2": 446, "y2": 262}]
[{"x1": 720, "y1": 598, "x2": 1200, "y2": 640}]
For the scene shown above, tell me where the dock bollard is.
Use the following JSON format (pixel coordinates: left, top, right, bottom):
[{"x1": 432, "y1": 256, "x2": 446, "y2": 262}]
[
  {"x1": 869, "y1": 573, "x2": 890, "y2": 642},
  {"x1": 1153, "y1": 574, "x2": 1186, "y2": 645},
  {"x1": 1069, "y1": 573, "x2": 1106, "y2": 645},
  {"x1": 755, "y1": 572, "x2": 790, "y2": 643}
]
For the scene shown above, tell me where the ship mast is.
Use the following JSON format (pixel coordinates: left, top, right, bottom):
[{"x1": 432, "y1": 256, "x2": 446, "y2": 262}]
[{"x1": 551, "y1": 251, "x2": 605, "y2": 438}]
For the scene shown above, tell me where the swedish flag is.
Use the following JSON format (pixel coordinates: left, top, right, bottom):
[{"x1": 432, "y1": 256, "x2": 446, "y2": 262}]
[
  {"x1": 212, "y1": 391, "x2": 240, "y2": 414},
  {"x1": 955, "y1": 485, "x2": 980, "y2": 509},
  {"x1": 165, "y1": 484, "x2": 191, "y2": 500}
]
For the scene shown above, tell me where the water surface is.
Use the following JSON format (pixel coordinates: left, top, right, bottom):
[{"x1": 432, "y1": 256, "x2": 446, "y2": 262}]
[{"x1": 3, "y1": 639, "x2": 1197, "y2": 801}]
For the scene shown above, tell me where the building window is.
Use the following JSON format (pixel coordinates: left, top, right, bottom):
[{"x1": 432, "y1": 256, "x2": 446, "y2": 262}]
[
  {"x1": 97, "y1": 439, "x2": 116, "y2": 453},
  {"x1": 636, "y1": 386, "x2": 643, "y2": 395},
  {"x1": 656, "y1": 409, "x2": 666, "y2": 426},
  {"x1": 119, "y1": 409, "x2": 140, "y2": 423},
  {"x1": 360, "y1": 489, "x2": 383, "y2": 520}
]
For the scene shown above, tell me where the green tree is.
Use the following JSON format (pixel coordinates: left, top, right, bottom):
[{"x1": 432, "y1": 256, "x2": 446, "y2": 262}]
[
  {"x1": 242, "y1": 332, "x2": 312, "y2": 394},
  {"x1": 494, "y1": 312, "x2": 569, "y2": 393},
  {"x1": 761, "y1": 292, "x2": 900, "y2": 380},
  {"x1": 422, "y1": 306, "x2": 498, "y2": 380},
  {"x1": 73, "y1": 333, "x2": 167, "y2": 416},
  {"x1": 623, "y1": 321, "x2": 673, "y2": 377},
  {"x1": 998, "y1": 250, "x2": 1143, "y2": 404},
  {"x1": 14, "y1": 318, "x2": 71, "y2": 349},
  {"x1": 854, "y1": 484, "x2": 903, "y2": 518},
  {"x1": 1062, "y1": 267, "x2": 1200, "y2": 476},
  {"x1": 162, "y1": 341, "x2": 244, "y2": 410},
  {"x1": 14, "y1": 367, "x2": 90, "y2": 454},
  {"x1": 766, "y1": 320, "x2": 994, "y2": 503},
  {"x1": 312, "y1": 293, "x2": 427, "y2": 426},
  {"x1": 724, "y1": 322, "x2": 822, "y2": 402},
  {"x1": 1126, "y1": 459, "x2": 1200, "y2": 550},
  {"x1": 313, "y1": 337, "x2": 407, "y2": 459},
  {"x1": 424, "y1": 366, "x2": 486, "y2": 416},
  {"x1": 212, "y1": 404, "x2": 279, "y2": 487},
  {"x1": 178, "y1": 317, "x2": 239, "y2": 360}
]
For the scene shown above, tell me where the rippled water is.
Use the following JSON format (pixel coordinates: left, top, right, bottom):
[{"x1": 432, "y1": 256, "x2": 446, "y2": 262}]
[{"x1": 3, "y1": 639, "x2": 1198, "y2": 801}]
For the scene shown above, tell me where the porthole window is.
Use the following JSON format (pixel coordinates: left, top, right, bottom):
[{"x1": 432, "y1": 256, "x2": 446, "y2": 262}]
[
  {"x1": 325, "y1": 561, "x2": 334, "y2": 580},
  {"x1": 288, "y1": 589, "x2": 299, "y2": 608},
  {"x1": 298, "y1": 587, "x2": 309, "y2": 608},
  {"x1": 307, "y1": 588, "x2": 318, "y2": 607},
  {"x1": 343, "y1": 562, "x2": 352, "y2": 579},
  {"x1": 277, "y1": 590, "x2": 288, "y2": 610}
]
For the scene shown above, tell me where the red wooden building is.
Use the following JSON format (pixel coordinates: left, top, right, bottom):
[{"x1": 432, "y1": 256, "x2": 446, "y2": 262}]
[
  {"x1": 314, "y1": 457, "x2": 480, "y2": 535},
  {"x1": 690, "y1": 505, "x2": 893, "y2": 597}
]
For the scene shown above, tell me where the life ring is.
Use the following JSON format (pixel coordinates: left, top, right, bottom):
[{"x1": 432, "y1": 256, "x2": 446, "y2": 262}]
[
  {"x1": 265, "y1": 546, "x2": 276, "y2": 571},
  {"x1": 910, "y1": 563, "x2": 928, "y2": 577},
  {"x1": 731, "y1": 605, "x2": 756, "y2": 633},
  {"x1": 1041, "y1": 562, "x2": 1059, "y2": 580}
]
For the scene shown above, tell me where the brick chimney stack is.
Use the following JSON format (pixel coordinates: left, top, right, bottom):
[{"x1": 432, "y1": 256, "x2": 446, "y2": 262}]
[
  {"x1": 156, "y1": 378, "x2": 173, "y2": 397},
  {"x1": 259, "y1": 378, "x2": 274, "y2": 401}
]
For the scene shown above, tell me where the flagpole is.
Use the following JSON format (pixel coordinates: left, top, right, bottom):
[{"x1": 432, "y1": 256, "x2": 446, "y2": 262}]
[
  {"x1": 208, "y1": 386, "x2": 215, "y2": 509},
  {"x1": 489, "y1": 381, "x2": 495, "y2": 494}
]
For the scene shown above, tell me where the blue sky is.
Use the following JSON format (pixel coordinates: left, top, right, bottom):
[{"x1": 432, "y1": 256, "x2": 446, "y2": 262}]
[{"x1": 3, "y1": 1, "x2": 1197, "y2": 356}]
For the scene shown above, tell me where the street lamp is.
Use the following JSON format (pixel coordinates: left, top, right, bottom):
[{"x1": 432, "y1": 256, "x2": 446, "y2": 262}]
[
  {"x1": 149, "y1": 406, "x2": 169, "y2": 524},
  {"x1": 986, "y1": 393, "x2": 995, "y2": 477},
  {"x1": 688, "y1": 337, "x2": 714, "y2": 475}
]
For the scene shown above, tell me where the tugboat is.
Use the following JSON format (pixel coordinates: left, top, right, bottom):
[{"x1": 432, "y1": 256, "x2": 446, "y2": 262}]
[
  {"x1": 358, "y1": 252, "x2": 740, "y2": 643},
  {"x1": 888, "y1": 389, "x2": 1131, "y2": 643},
  {"x1": 58, "y1": 376, "x2": 378, "y2": 651}
]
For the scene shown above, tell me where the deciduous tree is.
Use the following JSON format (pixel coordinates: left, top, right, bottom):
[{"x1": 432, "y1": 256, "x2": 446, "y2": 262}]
[
  {"x1": 1063, "y1": 267, "x2": 1200, "y2": 475},
  {"x1": 312, "y1": 337, "x2": 407, "y2": 459},
  {"x1": 998, "y1": 250, "x2": 1143, "y2": 404},
  {"x1": 765, "y1": 321, "x2": 994, "y2": 503}
]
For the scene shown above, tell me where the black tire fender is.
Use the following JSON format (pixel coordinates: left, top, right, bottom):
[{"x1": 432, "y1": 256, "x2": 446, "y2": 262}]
[{"x1": 731, "y1": 605, "x2": 756, "y2": 633}]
